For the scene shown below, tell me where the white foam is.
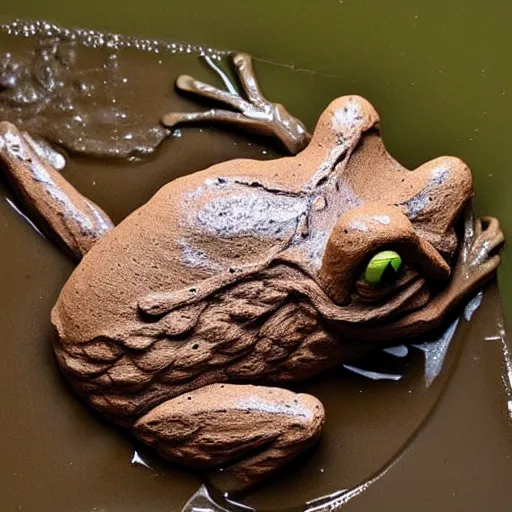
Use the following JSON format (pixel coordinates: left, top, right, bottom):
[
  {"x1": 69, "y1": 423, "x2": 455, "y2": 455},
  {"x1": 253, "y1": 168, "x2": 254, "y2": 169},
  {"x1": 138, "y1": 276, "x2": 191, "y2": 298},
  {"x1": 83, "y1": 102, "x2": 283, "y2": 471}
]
[{"x1": 1, "y1": 19, "x2": 228, "y2": 58}]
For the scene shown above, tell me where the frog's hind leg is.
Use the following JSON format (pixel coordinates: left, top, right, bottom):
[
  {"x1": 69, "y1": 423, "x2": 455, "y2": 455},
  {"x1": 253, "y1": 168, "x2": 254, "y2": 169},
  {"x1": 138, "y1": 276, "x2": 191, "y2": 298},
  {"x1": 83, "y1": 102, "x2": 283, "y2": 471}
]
[
  {"x1": 133, "y1": 383, "x2": 324, "y2": 492},
  {"x1": 162, "y1": 53, "x2": 311, "y2": 154},
  {"x1": 0, "y1": 121, "x2": 113, "y2": 259}
]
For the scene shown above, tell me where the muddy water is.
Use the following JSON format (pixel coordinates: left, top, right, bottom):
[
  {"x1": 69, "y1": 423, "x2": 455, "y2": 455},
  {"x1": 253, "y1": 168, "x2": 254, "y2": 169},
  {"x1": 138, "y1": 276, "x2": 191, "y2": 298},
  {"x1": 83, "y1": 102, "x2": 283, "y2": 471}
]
[{"x1": 0, "y1": 2, "x2": 511, "y2": 512}]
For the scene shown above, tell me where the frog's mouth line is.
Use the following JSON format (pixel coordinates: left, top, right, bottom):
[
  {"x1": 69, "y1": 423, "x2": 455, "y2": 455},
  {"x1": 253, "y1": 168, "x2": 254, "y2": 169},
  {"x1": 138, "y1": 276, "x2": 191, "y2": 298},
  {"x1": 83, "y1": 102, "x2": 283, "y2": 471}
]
[{"x1": 353, "y1": 267, "x2": 428, "y2": 309}]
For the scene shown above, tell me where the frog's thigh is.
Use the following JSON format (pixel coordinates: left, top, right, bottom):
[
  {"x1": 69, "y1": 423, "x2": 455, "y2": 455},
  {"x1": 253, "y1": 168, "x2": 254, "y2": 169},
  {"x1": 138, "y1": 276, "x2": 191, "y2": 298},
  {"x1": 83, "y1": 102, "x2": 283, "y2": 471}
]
[{"x1": 133, "y1": 383, "x2": 324, "y2": 490}]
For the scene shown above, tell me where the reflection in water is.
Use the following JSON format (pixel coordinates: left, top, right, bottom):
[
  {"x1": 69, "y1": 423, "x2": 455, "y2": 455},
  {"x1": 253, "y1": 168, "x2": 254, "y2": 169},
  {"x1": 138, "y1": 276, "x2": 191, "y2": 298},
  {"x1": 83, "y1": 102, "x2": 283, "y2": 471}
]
[
  {"x1": 342, "y1": 365, "x2": 402, "y2": 382},
  {"x1": 336, "y1": 293, "x2": 485, "y2": 393},
  {"x1": 413, "y1": 318, "x2": 460, "y2": 388},
  {"x1": 382, "y1": 345, "x2": 409, "y2": 358},
  {"x1": 302, "y1": 315, "x2": 476, "y2": 512},
  {"x1": 5, "y1": 196, "x2": 46, "y2": 238},
  {"x1": 303, "y1": 456, "x2": 402, "y2": 512},
  {"x1": 464, "y1": 291, "x2": 484, "y2": 322},
  {"x1": 411, "y1": 291, "x2": 483, "y2": 389},
  {"x1": 130, "y1": 450, "x2": 152, "y2": 470},
  {"x1": 182, "y1": 302, "x2": 484, "y2": 512},
  {"x1": 183, "y1": 485, "x2": 255, "y2": 512},
  {"x1": 485, "y1": 318, "x2": 512, "y2": 420},
  {"x1": 203, "y1": 55, "x2": 239, "y2": 95},
  {"x1": 0, "y1": 20, "x2": 231, "y2": 160},
  {"x1": 0, "y1": 34, "x2": 170, "y2": 158}
]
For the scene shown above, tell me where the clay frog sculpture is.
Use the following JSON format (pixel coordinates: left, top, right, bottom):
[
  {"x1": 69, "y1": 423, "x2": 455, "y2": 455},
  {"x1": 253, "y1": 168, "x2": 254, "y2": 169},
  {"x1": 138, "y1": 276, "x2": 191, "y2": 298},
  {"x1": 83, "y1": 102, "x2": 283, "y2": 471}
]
[{"x1": 0, "y1": 53, "x2": 504, "y2": 490}]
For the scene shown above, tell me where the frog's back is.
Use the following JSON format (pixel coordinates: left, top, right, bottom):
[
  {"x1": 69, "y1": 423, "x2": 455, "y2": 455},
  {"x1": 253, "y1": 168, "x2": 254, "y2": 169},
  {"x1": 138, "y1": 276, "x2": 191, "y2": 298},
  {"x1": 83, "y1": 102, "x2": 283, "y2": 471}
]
[
  {"x1": 50, "y1": 96, "x2": 381, "y2": 424},
  {"x1": 50, "y1": 149, "x2": 332, "y2": 422},
  {"x1": 52, "y1": 94, "x2": 381, "y2": 347},
  {"x1": 53, "y1": 155, "x2": 300, "y2": 341}
]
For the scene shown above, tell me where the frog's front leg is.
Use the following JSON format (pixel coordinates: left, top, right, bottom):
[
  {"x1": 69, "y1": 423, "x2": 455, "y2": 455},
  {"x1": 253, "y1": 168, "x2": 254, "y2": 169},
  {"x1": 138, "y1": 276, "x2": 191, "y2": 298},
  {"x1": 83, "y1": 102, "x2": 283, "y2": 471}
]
[
  {"x1": 133, "y1": 383, "x2": 324, "y2": 492},
  {"x1": 0, "y1": 121, "x2": 113, "y2": 259},
  {"x1": 162, "y1": 53, "x2": 311, "y2": 154}
]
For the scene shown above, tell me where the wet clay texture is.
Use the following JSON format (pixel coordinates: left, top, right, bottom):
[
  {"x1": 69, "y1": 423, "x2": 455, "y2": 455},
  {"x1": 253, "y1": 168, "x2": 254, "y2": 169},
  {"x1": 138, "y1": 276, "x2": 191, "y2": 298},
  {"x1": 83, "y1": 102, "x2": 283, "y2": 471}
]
[
  {"x1": 49, "y1": 94, "x2": 503, "y2": 487},
  {"x1": 0, "y1": 31, "x2": 168, "y2": 158},
  {"x1": 0, "y1": 24, "x2": 510, "y2": 512}
]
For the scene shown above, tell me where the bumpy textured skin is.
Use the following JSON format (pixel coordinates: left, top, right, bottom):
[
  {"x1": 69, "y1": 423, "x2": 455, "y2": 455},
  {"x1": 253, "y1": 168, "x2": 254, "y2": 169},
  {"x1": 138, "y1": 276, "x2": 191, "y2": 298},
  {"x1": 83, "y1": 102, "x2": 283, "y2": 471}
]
[{"x1": 50, "y1": 95, "x2": 503, "y2": 487}]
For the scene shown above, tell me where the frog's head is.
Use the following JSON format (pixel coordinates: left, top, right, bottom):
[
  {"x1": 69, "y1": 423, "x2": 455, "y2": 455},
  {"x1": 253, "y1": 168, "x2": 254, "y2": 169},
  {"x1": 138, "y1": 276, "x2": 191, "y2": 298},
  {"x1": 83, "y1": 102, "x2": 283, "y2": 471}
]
[
  {"x1": 313, "y1": 97, "x2": 478, "y2": 328},
  {"x1": 318, "y1": 201, "x2": 456, "y2": 316}
]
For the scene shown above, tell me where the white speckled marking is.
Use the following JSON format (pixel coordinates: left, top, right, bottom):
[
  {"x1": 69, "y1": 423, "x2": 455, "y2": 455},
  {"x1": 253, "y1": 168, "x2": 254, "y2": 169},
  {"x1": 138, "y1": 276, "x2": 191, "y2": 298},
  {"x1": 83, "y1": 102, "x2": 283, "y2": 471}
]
[{"x1": 236, "y1": 395, "x2": 312, "y2": 421}]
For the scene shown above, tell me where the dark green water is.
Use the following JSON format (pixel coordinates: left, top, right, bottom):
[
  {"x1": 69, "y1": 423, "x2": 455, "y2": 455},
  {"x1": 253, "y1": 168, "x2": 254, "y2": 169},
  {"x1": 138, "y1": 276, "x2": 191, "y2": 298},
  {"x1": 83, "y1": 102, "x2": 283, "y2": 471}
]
[{"x1": 2, "y1": 0, "x2": 509, "y2": 321}]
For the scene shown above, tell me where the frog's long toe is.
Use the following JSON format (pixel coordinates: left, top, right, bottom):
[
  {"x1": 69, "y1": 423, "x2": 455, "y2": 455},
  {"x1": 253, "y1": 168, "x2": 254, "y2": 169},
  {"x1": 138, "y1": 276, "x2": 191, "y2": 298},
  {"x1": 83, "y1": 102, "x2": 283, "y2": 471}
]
[
  {"x1": 175, "y1": 73, "x2": 254, "y2": 112},
  {"x1": 231, "y1": 53, "x2": 267, "y2": 106},
  {"x1": 133, "y1": 383, "x2": 324, "y2": 492},
  {"x1": 162, "y1": 108, "x2": 273, "y2": 134},
  {"x1": 468, "y1": 216, "x2": 504, "y2": 271}
]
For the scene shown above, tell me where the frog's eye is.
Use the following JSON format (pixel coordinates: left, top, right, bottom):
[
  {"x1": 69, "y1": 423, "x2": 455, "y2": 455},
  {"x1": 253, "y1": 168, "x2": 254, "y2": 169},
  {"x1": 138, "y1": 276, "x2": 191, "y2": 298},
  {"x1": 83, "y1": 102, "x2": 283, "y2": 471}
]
[{"x1": 364, "y1": 250, "x2": 402, "y2": 286}]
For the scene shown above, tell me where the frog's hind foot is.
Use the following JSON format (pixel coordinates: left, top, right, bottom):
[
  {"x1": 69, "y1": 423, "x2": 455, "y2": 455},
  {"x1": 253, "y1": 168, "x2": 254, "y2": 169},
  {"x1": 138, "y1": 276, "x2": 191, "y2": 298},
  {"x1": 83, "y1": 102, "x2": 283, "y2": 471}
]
[
  {"x1": 133, "y1": 383, "x2": 324, "y2": 492},
  {"x1": 162, "y1": 53, "x2": 311, "y2": 154}
]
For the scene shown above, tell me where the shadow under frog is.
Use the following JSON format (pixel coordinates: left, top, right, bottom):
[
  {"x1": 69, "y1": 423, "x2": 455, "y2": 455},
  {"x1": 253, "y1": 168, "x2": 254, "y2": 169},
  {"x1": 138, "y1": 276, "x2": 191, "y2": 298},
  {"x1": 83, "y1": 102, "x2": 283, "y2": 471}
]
[{"x1": 0, "y1": 53, "x2": 504, "y2": 495}]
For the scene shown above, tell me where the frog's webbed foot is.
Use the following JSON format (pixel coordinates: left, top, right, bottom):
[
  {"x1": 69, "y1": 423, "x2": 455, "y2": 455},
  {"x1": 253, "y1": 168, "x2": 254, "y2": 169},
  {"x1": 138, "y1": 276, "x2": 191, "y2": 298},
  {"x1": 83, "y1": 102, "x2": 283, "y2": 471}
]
[
  {"x1": 455, "y1": 213, "x2": 504, "y2": 287},
  {"x1": 0, "y1": 122, "x2": 113, "y2": 259},
  {"x1": 162, "y1": 53, "x2": 311, "y2": 154},
  {"x1": 133, "y1": 383, "x2": 324, "y2": 492},
  {"x1": 412, "y1": 210, "x2": 503, "y2": 332}
]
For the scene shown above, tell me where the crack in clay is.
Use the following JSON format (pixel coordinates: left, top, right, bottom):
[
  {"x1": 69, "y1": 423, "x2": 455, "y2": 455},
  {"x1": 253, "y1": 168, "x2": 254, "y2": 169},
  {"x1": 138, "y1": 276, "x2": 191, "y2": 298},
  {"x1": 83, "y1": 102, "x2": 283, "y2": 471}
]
[{"x1": 229, "y1": 177, "x2": 309, "y2": 198}]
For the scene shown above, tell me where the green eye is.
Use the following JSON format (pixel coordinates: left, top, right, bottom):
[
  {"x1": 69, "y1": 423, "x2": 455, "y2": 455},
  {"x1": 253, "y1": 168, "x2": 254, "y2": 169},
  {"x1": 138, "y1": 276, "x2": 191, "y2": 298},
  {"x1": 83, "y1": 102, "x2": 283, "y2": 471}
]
[{"x1": 364, "y1": 250, "x2": 402, "y2": 286}]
